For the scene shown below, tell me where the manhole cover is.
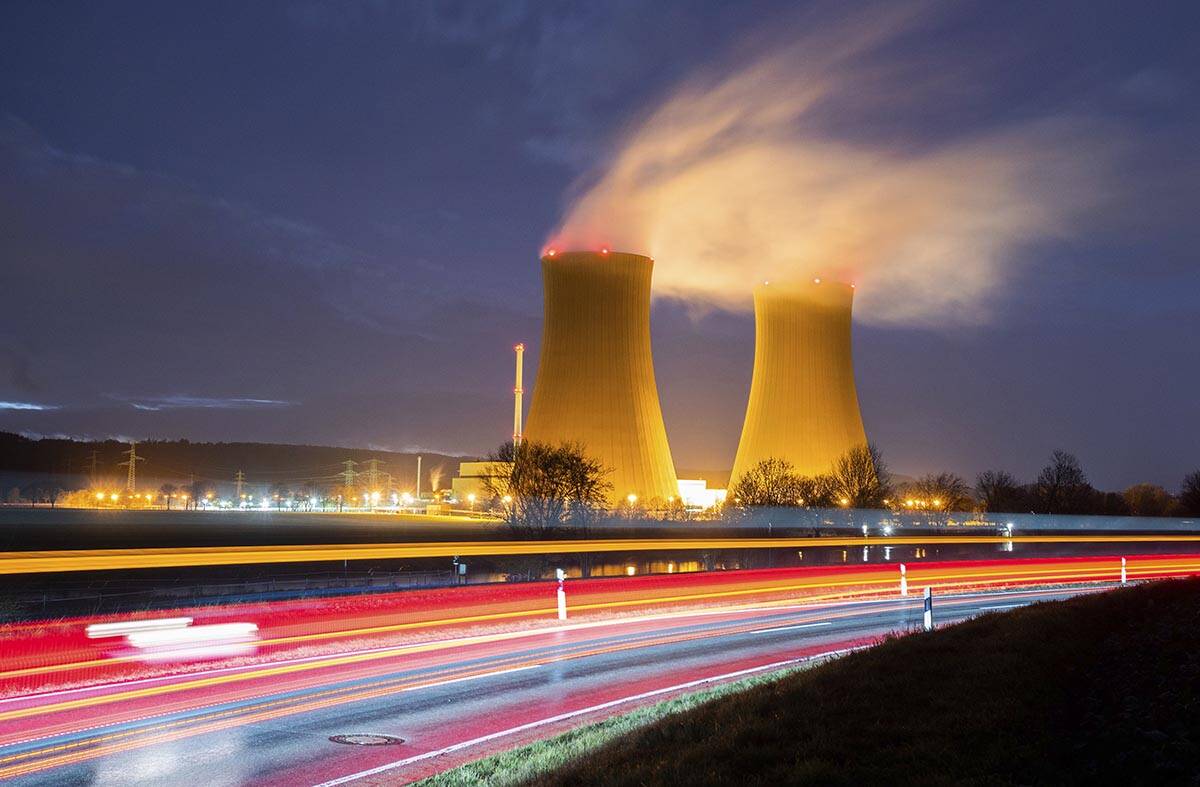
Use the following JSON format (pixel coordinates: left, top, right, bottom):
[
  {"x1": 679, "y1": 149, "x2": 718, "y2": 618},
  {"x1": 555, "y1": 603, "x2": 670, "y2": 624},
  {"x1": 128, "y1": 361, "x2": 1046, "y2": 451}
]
[{"x1": 329, "y1": 734, "x2": 405, "y2": 746}]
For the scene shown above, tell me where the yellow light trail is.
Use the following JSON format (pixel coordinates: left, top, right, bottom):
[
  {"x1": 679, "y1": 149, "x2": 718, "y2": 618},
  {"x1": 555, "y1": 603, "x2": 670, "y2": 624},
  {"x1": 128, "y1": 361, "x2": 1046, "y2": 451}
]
[{"x1": 3, "y1": 534, "x2": 1200, "y2": 574}]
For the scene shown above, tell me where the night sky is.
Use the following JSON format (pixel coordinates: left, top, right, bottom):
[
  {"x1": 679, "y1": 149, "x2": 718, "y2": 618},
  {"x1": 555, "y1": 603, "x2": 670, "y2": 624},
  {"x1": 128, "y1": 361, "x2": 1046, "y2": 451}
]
[{"x1": 1, "y1": 1, "x2": 1197, "y2": 490}]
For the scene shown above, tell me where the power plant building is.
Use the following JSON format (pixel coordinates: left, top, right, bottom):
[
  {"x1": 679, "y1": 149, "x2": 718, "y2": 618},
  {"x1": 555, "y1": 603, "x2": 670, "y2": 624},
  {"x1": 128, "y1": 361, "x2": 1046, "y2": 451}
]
[
  {"x1": 731, "y1": 279, "x2": 867, "y2": 483},
  {"x1": 523, "y1": 250, "x2": 679, "y2": 503}
]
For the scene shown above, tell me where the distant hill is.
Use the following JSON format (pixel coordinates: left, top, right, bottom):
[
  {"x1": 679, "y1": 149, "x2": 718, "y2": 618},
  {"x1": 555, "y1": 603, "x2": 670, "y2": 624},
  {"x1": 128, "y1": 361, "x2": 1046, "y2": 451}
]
[{"x1": 0, "y1": 431, "x2": 472, "y2": 496}]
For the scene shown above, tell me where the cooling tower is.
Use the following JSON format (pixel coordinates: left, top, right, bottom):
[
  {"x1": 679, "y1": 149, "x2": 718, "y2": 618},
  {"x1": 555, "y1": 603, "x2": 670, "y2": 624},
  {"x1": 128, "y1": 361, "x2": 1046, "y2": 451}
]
[
  {"x1": 524, "y1": 250, "x2": 679, "y2": 503},
  {"x1": 731, "y1": 279, "x2": 867, "y2": 483}
]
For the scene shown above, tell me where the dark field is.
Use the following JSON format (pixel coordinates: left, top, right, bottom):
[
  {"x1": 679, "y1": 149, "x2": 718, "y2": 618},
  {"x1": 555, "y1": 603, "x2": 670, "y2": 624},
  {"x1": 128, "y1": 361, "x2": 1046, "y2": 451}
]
[
  {"x1": 0, "y1": 507, "x2": 501, "y2": 550},
  {"x1": 530, "y1": 578, "x2": 1200, "y2": 786}
]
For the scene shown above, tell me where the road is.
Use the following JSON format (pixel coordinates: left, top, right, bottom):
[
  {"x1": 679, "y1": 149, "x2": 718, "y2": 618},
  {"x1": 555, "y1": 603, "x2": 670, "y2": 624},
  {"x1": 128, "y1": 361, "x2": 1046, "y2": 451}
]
[
  {"x1": 1, "y1": 554, "x2": 1197, "y2": 785},
  {"x1": 0, "y1": 554, "x2": 1195, "y2": 787}
]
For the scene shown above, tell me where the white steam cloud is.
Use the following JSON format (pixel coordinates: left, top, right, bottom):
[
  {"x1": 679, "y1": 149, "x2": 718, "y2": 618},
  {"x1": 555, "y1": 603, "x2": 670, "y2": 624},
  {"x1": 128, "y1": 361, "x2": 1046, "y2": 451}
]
[{"x1": 548, "y1": 5, "x2": 1114, "y2": 325}]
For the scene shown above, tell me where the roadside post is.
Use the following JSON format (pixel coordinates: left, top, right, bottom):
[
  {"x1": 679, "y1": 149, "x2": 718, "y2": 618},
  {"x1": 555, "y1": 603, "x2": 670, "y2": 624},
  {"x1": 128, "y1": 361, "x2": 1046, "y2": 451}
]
[
  {"x1": 899, "y1": 563, "x2": 908, "y2": 597},
  {"x1": 1121, "y1": 557, "x2": 1127, "y2": 585},
  {"x1": 922, "y1": 586, "x2": 933, "y2": 631},
  {"x1": 556, "y1": 568, "x2": 567, "y2": 621}
]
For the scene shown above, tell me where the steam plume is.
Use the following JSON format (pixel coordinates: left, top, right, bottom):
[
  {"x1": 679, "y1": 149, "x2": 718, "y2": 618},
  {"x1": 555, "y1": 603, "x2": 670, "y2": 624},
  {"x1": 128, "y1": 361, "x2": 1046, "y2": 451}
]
[{"x1": 548, "y1": 5, "x2": 1113, "y2": 326}]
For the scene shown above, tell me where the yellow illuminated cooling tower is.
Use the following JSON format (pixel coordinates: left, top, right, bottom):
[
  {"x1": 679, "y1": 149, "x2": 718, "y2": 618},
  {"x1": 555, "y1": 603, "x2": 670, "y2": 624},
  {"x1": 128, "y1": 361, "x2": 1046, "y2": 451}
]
[
  {"x1": 731, "y1": 280, "x2": 868, "y2": 483},
  {"x1": 524, "y1": 250, "x2": 679, "y2": 503}
]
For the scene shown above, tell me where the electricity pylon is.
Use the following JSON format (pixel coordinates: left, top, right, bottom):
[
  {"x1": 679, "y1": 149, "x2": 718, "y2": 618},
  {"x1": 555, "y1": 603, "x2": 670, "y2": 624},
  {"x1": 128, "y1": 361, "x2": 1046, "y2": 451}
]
[
  {"x1": 364, "y1": 459, "x2": 384, "y2": 492},
  {"x1": 119, "y1": 442, "x2": 144, "y2": 492},
  {"x1": 341, "y1": 459, "x2": 358, "y2": 489}
]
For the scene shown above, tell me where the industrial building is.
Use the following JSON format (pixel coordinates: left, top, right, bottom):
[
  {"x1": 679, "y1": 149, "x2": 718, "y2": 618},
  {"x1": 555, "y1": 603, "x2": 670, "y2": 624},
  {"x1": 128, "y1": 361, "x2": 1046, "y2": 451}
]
[
  {"x1": 523, "y1": 249, "x2": 679, "y2": 503},
  {"x1": 730, "y1": 279, "x2": 867, "y2": 483}
]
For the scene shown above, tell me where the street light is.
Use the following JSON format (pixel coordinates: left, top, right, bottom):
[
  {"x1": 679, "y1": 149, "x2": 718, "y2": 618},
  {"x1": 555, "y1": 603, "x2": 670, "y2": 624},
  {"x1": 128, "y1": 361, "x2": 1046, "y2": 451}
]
[{"x1": 467, "y1": 492, "x2": 476, "y2": 510}]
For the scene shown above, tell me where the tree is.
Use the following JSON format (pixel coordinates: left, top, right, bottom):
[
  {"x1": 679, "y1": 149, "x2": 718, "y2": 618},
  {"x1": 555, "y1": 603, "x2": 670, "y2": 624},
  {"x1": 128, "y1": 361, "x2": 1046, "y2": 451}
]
[
  {"x1": 795, "y1": 473, "x2": 838, "y2": 508},
  {"x1": 1123, "y1": 483, "x2": 1173, "y2": 518},
  {"x1": 189, "y1": 479, "x2": 216, "y2": 509},
  {"x1": 160, "y1": 483, "x2": 178, "y2": 510},
  {"x1": 1180, "y1": 471, "x2": 1200, "y2": 516},
  {"x1": 484, "y1": 441, "x2": 611, "y2": 536},
  {"x1": 1033, "y1": 450, "x2": 1094, "y2": 515},
  {"x1": 975, "y1": 470, "x2": 1029, "y2": 513},
  {"x1": 269, "y1": 482, "x2": 293, "y2": 509},
  {"x1": 1094, "y1": 491, "x2": 1131, "y2": 516},
  {"x1": 729, "y1": 458, "x2": 805, "y2": 507},
  {"x1": 904, "y1": 472, "x2": 972, "y2": 512},
  {"x1": 830, "y1": 443, "x2": 892, "y2": 509}
]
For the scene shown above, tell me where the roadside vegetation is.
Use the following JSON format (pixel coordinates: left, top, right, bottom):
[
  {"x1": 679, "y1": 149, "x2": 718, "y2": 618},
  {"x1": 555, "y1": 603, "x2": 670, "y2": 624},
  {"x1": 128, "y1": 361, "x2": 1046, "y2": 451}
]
[
  {"x1": 423, "y1": 578, "x2": 1200, "y2": 786},
  {"x1": 411, "y1": 657, "x2": 832, "y2": 787}
]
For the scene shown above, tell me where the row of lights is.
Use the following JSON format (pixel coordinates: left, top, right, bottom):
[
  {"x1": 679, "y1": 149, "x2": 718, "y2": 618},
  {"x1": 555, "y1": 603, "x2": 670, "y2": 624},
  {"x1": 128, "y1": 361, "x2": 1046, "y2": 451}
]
[
  {"x1": 94, "y1": 491, "x2": 199, "y2": 503},
  {"x1": 544, "y1": 247, "x2": 610, "y2": 257},
  {"x1": 762, "y1": 277, "x2": 855, "y2": 288}
]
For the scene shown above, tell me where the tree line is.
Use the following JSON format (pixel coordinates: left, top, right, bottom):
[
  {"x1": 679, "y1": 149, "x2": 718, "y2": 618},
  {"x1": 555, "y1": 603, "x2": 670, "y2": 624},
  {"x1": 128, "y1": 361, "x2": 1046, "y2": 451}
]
[
  {"x1": 733, "y1": 447, "x2": 1200, "y2": 518},
  {"x1": 471, "y1": 439, "x2": 1200, "y2": 537}
]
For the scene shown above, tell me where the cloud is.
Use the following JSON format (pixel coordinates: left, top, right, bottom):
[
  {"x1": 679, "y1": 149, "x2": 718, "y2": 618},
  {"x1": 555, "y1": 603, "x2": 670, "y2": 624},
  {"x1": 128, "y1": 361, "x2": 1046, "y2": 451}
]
[
  {"x1": 547, "y1": 3, "x2": 1119, "y2": 327},
  {"x1": 0, "y1": 401, "x2": 57, "y2": 411},
  {"x1": 119, "y1": 396, "x2": 294, "y2": 412}
]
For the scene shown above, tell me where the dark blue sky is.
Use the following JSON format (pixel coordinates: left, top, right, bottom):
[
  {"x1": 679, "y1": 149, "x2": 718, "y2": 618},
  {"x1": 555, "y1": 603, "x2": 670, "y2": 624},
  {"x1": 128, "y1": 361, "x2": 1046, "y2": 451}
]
[{"x1": 0, "y1": 1, "x2": 1197, "y2": 490}]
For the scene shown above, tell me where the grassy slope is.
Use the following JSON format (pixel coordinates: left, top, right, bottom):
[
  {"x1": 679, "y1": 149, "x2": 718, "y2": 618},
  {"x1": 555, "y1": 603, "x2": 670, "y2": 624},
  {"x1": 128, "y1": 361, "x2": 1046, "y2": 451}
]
[
  {"x1": 412, "y1": 662, "x2": 828, "y2": 787},
  {"x1": 431, "y1": 579, "x2": 1200, "y2": 786}
]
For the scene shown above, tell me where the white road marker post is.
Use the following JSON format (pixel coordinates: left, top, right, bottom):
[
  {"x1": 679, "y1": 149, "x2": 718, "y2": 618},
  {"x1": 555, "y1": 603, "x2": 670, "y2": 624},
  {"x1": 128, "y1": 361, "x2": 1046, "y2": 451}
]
[
  {"x1": 900, "y1": 563, "x2": 908, "y2": 597},
  {"x1": 556, "y1": 567, "x2": 567, "y2": 621},
  {"x1": 922, "y1": 586, "x2": 933, "y2": 631},
  {"x1": 1121, "y1": 557, "x2": 1127, "y2": 585}
]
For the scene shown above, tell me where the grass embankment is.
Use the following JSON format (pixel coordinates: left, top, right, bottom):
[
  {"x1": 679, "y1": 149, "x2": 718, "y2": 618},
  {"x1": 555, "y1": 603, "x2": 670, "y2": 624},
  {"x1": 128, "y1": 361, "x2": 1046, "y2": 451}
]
[{"x1": 424, "y1": 579, "x2": 1200, "y2": 786}]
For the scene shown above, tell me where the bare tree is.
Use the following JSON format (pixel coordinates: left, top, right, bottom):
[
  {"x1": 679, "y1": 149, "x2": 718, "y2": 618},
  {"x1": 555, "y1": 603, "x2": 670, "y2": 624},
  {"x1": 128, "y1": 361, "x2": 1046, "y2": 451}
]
[
  {"x1": 1180, "y1": 471, "x2": 1200, "y2": 517},
  {"x1": 795, "y1": 473, "x2": 837, "y2": 507},
  {"x1": 729, "y1": 458, "x2": 805, "y2": 507},
  {"x1": 160, "y1": 483, "x2": 177, "y2": 510},
  {"x1": 484, "y1": 441, "x2": 611, "y2": 537},
  {"x1": 902, "y1": 472, "x2": 973, "y2": 512},
  {"x1": 1034, "y1": 450, "x2": 1094, "y2": 514},
  {"x1": 975, "y1": 470, "x2": 1028, "y2": 513},
  {"x1": 830, "y1": 443, "x2": 892, "y2": 508}
]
